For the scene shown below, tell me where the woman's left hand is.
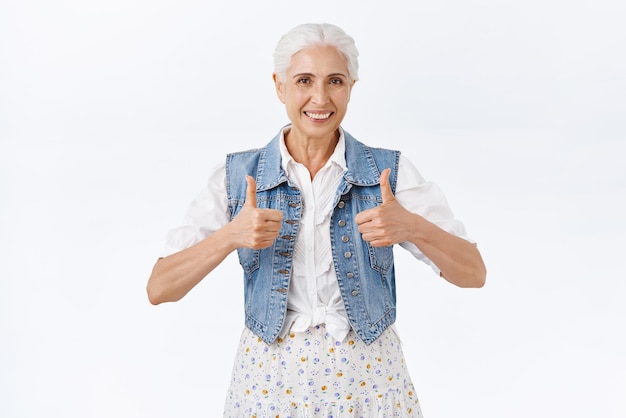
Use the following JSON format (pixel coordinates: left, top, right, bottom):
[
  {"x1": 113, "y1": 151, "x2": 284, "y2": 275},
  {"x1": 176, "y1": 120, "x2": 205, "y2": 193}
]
[
  {"x1": 355, "y1": 168, "x2": 415, "y2": 247},
  {"x1": 356, "y1": 169, "x2": 486, "y2": 287}
]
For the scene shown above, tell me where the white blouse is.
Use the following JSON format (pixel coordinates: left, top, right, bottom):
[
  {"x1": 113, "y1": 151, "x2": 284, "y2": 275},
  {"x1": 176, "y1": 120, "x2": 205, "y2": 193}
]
[{"x1": 162, "y1": 127, "x2": 470, "y2": 342}]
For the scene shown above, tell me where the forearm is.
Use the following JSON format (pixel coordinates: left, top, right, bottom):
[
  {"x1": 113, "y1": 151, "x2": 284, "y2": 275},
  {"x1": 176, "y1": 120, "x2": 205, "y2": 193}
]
[
  {"x1": 408, "y1": 214, "x2": 486, "y2": 288},
  {"x1": 146, "y1": 226, "x2": 237, "y2": 304}
]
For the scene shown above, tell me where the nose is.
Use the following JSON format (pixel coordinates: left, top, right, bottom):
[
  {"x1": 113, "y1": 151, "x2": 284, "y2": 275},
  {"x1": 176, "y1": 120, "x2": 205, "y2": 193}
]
[{"x1": 311, "y1": 81, "x2": 330, "y2": 105}]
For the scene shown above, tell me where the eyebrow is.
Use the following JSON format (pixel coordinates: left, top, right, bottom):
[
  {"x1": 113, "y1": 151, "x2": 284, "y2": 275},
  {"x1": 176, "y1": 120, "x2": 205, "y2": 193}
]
[{"x1": 291, "y1": 72, "x2": 348, "y2": 79}]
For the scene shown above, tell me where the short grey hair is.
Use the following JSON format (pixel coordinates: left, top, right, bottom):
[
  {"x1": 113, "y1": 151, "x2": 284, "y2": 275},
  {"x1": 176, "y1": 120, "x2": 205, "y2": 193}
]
[{"x1": 273, "y1": 23, "x2": 359, "y2": 82}]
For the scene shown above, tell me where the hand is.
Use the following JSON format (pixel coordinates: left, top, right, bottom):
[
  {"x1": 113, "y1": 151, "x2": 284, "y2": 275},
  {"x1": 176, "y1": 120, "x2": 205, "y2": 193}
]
[
  {"x1": 229, "y1": 176, "x2": 283, "y2": 249},
  {"x1": 355, "y1": 168, "x2": 414, "y2": 247}
]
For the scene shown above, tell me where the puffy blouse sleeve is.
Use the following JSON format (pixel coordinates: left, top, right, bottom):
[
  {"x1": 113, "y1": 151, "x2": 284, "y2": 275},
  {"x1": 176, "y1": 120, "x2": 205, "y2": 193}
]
[
  {"x1": 395, "y1": 154, "x2": 474, "y2": 273},
  {"x1": 161, "y1": 161, "x2": 230, "y2": 258}
]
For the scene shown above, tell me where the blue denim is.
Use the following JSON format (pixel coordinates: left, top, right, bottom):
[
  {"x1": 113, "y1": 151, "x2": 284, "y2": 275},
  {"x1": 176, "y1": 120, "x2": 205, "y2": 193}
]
[{"x1": 226, "y1": 128, "x2": 400, "y2": 345}]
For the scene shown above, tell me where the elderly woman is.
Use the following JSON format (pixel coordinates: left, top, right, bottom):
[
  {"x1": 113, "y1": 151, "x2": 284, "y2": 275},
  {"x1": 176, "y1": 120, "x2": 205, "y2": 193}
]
[{"x1": 147, "y1": 23, "x2": 485, "y2": 417}]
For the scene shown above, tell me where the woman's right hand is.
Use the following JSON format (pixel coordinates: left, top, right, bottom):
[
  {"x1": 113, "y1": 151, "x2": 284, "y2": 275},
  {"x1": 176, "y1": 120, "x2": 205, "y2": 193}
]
[
  {"x1": 147, "y1": 176, "x2": 282, "y2": 304},
  {"x1": 227, "y1": 176, "x2": 283, "y2": 250}
]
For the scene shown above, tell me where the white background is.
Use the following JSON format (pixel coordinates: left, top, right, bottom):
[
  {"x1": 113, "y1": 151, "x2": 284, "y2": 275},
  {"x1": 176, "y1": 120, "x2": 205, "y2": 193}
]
[{"x1": 1, "y1": 1, "x2": 625, "y2": 417}]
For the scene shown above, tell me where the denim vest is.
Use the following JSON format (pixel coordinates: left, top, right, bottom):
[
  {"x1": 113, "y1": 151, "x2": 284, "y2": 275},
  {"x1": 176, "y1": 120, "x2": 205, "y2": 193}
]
[{"x1": 226, "y1": 129, "x2": 400, "y2": 345}]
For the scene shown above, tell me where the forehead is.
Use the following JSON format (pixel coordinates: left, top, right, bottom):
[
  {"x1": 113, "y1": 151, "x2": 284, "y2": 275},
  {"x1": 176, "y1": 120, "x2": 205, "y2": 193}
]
[{"x1": 287, "y1": 45, "x2": 349, "y2": 75}]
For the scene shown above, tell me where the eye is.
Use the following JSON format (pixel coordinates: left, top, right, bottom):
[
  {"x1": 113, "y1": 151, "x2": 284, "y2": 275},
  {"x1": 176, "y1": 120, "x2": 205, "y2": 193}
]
[
  {"x1": 330, "y1": 78, "x2": 344, "y2": 85},
  {"x1": 297, "y1": 77, "x2": 311, "y2": 84}
]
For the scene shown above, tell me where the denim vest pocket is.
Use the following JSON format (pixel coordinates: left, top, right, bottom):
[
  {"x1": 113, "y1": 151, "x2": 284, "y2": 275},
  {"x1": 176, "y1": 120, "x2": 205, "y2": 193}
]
[
  {"x1": 366, "y1": 243, "x2": 393, "y2": 273},
  {"x1": 237, "y1": 248, "x2": 260, "y2": 273}
]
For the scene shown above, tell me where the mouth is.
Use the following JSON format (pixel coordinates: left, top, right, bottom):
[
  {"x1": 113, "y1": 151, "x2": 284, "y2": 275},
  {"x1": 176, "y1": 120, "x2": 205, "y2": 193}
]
[{"x1": 304, "y1": 111, "x2": 333, "y2": 121}]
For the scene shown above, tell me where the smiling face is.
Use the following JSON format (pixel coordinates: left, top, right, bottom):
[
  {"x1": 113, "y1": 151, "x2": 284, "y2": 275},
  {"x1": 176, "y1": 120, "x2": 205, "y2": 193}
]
[{"x1": 273, "y1": 45, "x2": 355, "y2": 144}]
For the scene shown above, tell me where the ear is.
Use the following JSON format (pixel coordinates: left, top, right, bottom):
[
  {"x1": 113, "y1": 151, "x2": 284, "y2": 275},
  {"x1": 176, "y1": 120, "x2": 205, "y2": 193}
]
[
  {"x1": 273, "y1": 73, "x2": 286, "y2": 104},
  {"x1": 346, "y1": 79, "x2": 357, "y2": 102}
]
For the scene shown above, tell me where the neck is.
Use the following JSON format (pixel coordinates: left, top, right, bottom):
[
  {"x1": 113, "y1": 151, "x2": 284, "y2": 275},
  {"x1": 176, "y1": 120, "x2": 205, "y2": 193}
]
[{"x1": 284, "y1": 129, "x2": 339, "y2": 179}]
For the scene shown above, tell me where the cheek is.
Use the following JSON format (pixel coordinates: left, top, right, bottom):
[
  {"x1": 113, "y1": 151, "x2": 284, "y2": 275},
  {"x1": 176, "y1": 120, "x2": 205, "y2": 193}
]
[
  {"x1": 334, "y1": 92, "x2": 351, "y2": 108},
  {"x1": 285, "y1": 90, "x2": 307, "y2": 108}
]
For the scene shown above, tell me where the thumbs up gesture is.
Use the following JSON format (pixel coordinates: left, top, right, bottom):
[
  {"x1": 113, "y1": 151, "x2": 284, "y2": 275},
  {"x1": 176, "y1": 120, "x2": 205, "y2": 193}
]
[
  {"x1": 355, "y1": 168, "x2": 413, "y2": 247},
  {"x1": 229, "y1": 176, "x2": 283, "y2": 250}
]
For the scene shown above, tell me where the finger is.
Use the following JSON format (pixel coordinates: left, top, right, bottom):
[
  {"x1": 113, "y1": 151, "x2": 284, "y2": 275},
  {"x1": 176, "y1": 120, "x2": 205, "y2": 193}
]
[
  {"x1": 354, "y1": 207, "x2": 372, "y2": 225},
  {"x1": 244, "y1": 175, "x2": 257, "y2": 208},
  {"x1": 379, "y1": 168, "x2": 395, "y2": 203},
  {"x1": 265, "y1": 209, "x2": 284, "y2": 222}
]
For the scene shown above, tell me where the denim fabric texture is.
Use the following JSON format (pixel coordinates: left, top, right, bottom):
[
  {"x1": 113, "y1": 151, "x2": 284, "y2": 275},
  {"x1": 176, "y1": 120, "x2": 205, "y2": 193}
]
[{"x1": 226, "y1": 128, "x2": 400, "y2": 345}]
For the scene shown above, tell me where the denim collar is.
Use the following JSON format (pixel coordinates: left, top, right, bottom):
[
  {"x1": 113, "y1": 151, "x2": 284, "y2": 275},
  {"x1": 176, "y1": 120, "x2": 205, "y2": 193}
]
[{"x1": 255, "y1": 125, "x2": 388, "y2": 192}]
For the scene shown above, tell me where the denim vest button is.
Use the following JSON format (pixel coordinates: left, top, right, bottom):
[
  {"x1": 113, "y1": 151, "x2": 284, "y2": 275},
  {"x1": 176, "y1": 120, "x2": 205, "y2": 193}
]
[
  {"x1": 276, "y1": 288, "x2": 287, "y2": 293},
  {"x1": 344, "y1": 251, "x2": 352, "y2": 258},
  {"x1": 288, "y1": 202, "x2": 299, "y2": 208},
  {"x1": 281, "y1": 235, "x2": 295, "y2": 240},
  {"x1": 338, "y1": 220, "x2": 346, "y2": 227},
  {"x1": 341, "y1": 235, "x2": 349, "y2": 242},
  {"x1": 351, "y1": 290, "x2": 359, "y2": 296},
  {"x1": 346, "y1": 272, "x2": 354, "y2": 278},
  {"x1": 337, "y1": 201, "x2": 345, "y2": 208},
  {"x1": 279, "y1": 251, "x2": 291, "y2": 257},
  {"x1": 278, "y1": 269, "x2": 289, "y2": 275},
  {"x1": 285, "y1": 219, "x2": 297, "y2": 225}
]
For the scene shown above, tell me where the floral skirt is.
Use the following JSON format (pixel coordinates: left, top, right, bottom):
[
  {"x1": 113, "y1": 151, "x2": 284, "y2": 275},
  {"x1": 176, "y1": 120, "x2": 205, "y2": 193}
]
[{"x1": 223, "y1": 324, "x2": 423, "y2": 417}]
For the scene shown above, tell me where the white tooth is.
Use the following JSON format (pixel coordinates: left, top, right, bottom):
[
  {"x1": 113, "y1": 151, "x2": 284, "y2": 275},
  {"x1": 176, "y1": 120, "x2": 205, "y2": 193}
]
[{"x1": 308, "y1": 112, "x2": 330, "y2": 119}]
